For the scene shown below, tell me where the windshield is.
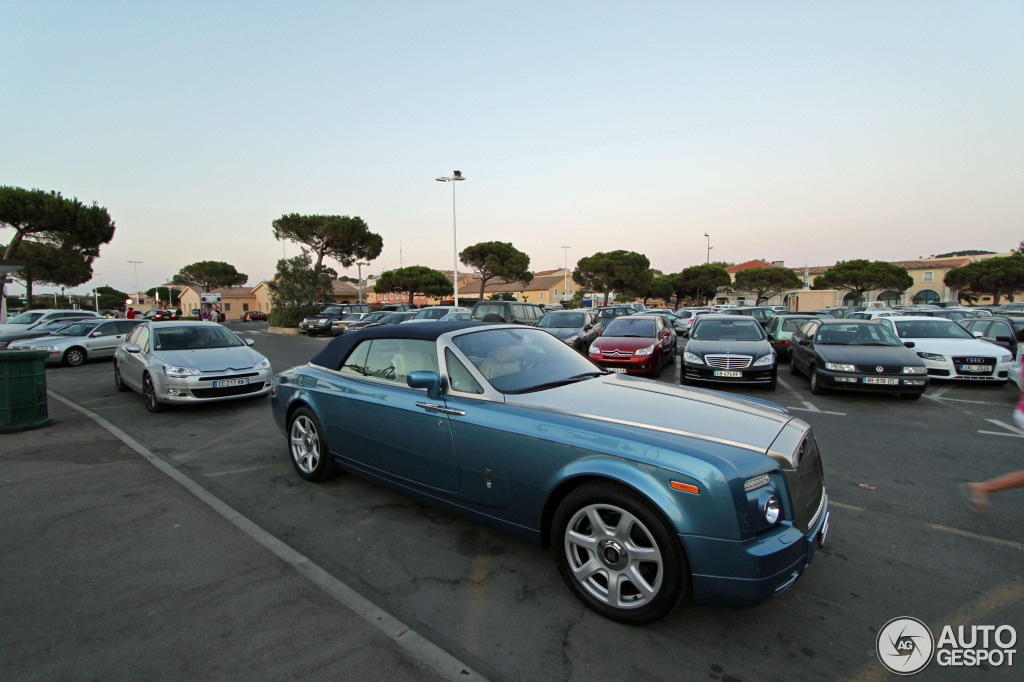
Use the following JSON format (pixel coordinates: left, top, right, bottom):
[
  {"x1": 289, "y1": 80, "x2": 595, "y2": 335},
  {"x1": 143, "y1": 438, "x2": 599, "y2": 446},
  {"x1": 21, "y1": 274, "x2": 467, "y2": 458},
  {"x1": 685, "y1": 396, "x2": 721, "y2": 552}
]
[
  {"x1": 603, "y1": 318, "x2": 656, "y2": 337},
  {"x1": 55, "y1": 322, "x2": 102, "y2": 337},
  {"x1": 320, "y1": 306, "x2": 345, "y2": 315},
  {"x1": 453, "y1": 327, "x2": 600, "y2": 394},
  {"x1": 7, "y1": 311, "x2": 45, "y2": 325},
  {"x1": 153, "y1": 326, "x2": 243, "y2": 351},
  {"x1": 341, "y1": 313, "x2": 363, "y2": 321},
  {"x1": 362, "y1": 312, "x2": 389, "y2": 322},
  {"x1": 814, "y1": 323, "x2": 902, "y2": 345},
  {"x1": 781, "y1": 318, "x2": 813, "y2": 332},
  {"x1": 894, "y1": 319, "x2": 973, "y2": 339},
  {"x1": 414, "y1": 308, "x2": 451, "y2": 320},
  {"x1": 691, "y1": 319, "x2": 764, "y2": 341},
  {"x1": 538, "y1": 312, "x2": 585, "y2": 328}
]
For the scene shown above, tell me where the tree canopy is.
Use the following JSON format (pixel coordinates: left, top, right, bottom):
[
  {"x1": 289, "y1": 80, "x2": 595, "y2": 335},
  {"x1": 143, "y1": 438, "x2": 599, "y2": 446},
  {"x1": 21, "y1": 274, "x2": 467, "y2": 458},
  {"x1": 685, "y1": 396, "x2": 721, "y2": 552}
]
[
  {"x1": 267, "y1": 252, "x2": 336, "y2": 307},
  {"x1": 573, "y1": 250, "x2": 651, "y2": 305},
  {"x1": 172, "y1": 261, "x2": 248, "y2": 292},
  {"x1": 272, "y1": 213, "x2": 383, "y2": 275},
  {"x1": 944, "y1": 256, "x2": 1024, "y2": 304},
  {"x1": 374, "y1": 266, "x2": 453, "y2": 305},
  {"x1": 811, "y1": 260, "x2": 913, "y2": 304},
  {"x1": 459, "y1": 241, "x2": 533, "y2": 301},
  {"x1": 675, "y1": 264, "x2": 731, "y2": 305},
  {"x1": 733, "y1": 266, "x2": 802, "y2": 305}
]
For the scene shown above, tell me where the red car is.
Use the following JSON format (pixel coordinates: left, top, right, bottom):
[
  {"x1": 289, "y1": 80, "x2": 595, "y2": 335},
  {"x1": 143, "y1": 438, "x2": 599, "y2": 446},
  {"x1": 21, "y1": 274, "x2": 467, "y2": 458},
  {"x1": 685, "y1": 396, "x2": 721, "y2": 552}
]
[
  {"x1": 587, "y1": 314, "x2": 677, "y2": 375},
  {"x1": 241, "y1": 311, "x2": 268, "y2": 321}
]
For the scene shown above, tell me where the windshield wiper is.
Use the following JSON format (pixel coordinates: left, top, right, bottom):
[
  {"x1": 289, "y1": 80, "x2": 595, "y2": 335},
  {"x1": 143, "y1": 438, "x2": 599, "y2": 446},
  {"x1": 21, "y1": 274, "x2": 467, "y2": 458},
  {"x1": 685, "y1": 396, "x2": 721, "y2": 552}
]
[{"x1": 507, "y1": 372, "x2": 603, "y2": 394}]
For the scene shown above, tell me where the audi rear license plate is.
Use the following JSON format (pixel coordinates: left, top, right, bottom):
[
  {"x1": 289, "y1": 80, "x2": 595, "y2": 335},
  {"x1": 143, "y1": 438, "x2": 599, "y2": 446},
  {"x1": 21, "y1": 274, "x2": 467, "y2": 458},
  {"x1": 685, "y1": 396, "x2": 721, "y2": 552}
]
[
  {"x1": 714, "y1": 370, "x2": 742, "y2": 377},
  {"x1": 213, "y1": 378, "x2": 249, "y2": 388},
  {"x1": 958, "y1": 364, "x2": 990, "y2": 373},
  {"x1": 863, "y1": 377, "x2": 899, "y2": 385}
]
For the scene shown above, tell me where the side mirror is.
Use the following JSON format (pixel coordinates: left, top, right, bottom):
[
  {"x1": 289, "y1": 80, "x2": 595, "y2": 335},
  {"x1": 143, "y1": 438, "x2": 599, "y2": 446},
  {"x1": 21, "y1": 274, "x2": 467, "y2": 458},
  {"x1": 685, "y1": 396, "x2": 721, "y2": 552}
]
[
  {"x1": 995, "y1": 335, "x2": 1012, "y2": 343},
  {"x1": 92, "y1": 331, "x2": 103, "y2": 337},
  {"x1": 245, "y1": 338, "x2": 255, "y2": 346},
  {"x1": 798, "y1": 338, "x2": 811, "y2": 346},
  {"x1": 125, "y1": 344, "x2": 142, "y2": 354},
  {"x1": 407, "y1": 370, "x2": 442, "y2": 400},
  {"x1": 904, "y1": 341, "x2": 916, "y2": 348}
]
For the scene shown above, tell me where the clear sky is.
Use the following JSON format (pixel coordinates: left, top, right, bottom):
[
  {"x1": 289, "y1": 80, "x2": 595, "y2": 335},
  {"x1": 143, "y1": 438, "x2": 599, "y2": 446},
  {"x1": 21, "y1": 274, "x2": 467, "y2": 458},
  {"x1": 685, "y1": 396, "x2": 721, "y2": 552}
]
[{"x1": 2, "y1": 1, "x2": 1021, "y2": 296}]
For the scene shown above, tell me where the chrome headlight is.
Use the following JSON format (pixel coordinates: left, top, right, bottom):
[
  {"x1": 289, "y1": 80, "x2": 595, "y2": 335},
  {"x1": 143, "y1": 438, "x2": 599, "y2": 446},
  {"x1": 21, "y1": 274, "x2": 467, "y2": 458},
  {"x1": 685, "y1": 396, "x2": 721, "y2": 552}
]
[
  {"x1": 564, "y1": 335, "x2": 579, "y2": 345},
  {"x1": 589, "y1": 343, "x2": 601, "y2": 355},
  {"x1": 764, "y1": 495, "x2": 781, "y2": 525},
  {"x1": 683, "y1": 352, "x2": 703, "y2": 365},
  {"x1": 1000, "y1": 354, "x2": 1012, "y2": 363},
  {"x1": 254, "y1": 358, "x2": 271, "y2": 370},
  {"x1": 163, "y1": 365, "x2": 201, "y2": 377},
  {"x1": 824, "y1": 362, "x2": 855, "y2": 372},
  {"x1": 902, "y1": 366, "x2": 927, "y2": 374},
  {"x1": 752, "y1": 354, "x2": 775, "y2": 367},
  {"x1": 917, "y1": 352, "x2": 945, "y2": 361},
  {"x1": 39, "y1": 345, "x2": 59, "y2": 352},
  {"x1": 634, "y1": 344, "x2": 656, "y2": 356}
]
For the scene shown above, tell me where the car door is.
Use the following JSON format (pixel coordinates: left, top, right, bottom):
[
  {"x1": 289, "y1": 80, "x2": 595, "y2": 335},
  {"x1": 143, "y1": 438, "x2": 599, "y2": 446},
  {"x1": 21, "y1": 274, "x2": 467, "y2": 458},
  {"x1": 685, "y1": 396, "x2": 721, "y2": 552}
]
[
  {"x1": 972, "y1": 320, "x2": 1017, "y2": 358},
  {"x1": 791, "y1": 320, "x2": 819, "y2": 373},
  {"x1": 119, "y1": 324, "x2": 151, "y2": 391},
  {"x1": 334, "y1": 338, "x2": 461, "y2": 492},
  {"x1": 84, "y1": 321, "x2": 126, "y2": 358}
]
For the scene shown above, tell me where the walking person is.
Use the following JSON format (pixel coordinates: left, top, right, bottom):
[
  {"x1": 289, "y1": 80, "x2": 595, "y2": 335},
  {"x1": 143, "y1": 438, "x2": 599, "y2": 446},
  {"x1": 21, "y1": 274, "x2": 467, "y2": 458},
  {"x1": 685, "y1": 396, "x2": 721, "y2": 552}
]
[
  {"x1": 209, "y1": 307, "x2": 219, "y2": 323},
  {"x1": 962, "y1": 364, "x2": 1024, "y2": 512}
]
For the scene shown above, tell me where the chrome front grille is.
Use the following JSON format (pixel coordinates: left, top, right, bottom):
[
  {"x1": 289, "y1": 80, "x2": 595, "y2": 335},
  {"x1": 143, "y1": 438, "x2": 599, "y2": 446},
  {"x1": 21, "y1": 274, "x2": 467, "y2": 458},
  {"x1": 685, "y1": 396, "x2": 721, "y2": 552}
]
[
  {"x1": 705, "y1": 354, "x2": 752, "y2": 369},
  {"x1": 854, "y1": 364, "x2": 903, "y2": 374}
]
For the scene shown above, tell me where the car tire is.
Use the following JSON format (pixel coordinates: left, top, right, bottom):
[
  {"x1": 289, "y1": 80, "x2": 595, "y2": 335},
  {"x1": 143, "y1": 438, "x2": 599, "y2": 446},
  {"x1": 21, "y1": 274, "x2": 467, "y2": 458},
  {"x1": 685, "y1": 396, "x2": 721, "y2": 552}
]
[
  {"x1": 142, "y1": 372, "x2": 163, "y2": 412},
  {"x1": 113, "y1": 362, "x2": 130, "y2": 392},
  {"x1": 809, "y1": 366, "x2": 825, "y2": 395},
  {"x1": 552, "y1": 481, "x2": 688, "y2": 625},
  {"x1": 62, "y1": 346, "x2": 86, "y2": 367},
  {"x1": 288, "y1": 407, "x2": 336, "y2": 482},
  {"x1": 789, "y1": 356, "x2": 799, "y2": 376},
  {"x1": 767, "y1": 375, "x2": 777, "y2": 391}
]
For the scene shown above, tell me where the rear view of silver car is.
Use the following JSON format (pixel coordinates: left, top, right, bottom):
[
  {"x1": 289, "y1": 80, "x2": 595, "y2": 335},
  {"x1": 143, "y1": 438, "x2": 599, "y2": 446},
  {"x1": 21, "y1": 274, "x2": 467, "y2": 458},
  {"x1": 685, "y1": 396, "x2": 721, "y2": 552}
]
[{"x1": 113, "y1": 321, "x2": 273, "y2": 412}]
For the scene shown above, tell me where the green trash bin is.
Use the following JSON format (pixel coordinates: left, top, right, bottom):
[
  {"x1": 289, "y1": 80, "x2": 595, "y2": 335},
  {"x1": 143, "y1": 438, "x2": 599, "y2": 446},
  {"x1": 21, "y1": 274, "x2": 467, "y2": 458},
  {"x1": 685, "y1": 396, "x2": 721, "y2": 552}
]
[{"x1": 0, "y1": 349, "x2": 54, "y2": 433}]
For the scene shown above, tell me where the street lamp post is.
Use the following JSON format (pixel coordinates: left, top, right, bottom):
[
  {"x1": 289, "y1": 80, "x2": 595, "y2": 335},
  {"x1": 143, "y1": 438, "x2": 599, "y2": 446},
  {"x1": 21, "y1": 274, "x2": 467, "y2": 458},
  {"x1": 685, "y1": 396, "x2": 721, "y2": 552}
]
[
  {"x1": 436, "y1": 170, "x2": 465, "y2": 306},
  {"x1": 704, "y1": 233, "x2": 713, "y2": 264},
  {"x1": 561, "y1": 245, "x2": 571, "y2": 303},
  {"x1": 127, "y1": 260, "x2": 143, "y2": 304},
  {"x1": 355, "y1": 261, "x2": 368, "y2": 304}
]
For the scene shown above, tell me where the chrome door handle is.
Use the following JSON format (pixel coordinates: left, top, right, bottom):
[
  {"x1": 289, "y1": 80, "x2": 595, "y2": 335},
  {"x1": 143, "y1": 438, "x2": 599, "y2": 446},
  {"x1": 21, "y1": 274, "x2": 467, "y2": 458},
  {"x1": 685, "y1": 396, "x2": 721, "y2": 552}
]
[{"x1": 416, "y1": 402, "x2": 466, "y2": 416}]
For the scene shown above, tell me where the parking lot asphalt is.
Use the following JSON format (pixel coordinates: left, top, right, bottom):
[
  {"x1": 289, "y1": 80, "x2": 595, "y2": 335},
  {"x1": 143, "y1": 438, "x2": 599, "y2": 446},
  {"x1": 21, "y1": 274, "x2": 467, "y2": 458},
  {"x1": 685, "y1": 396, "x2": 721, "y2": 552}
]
[{"x1": 0, "y1": 391, "x2": 481, "y2": 681}]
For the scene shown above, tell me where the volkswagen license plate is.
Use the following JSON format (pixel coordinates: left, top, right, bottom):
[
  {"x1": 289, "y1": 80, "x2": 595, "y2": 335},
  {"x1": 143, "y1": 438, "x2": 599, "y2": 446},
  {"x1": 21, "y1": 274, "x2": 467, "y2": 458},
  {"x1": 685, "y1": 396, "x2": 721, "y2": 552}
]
[
  {"x1": 863, "y1": 377, "x2": 898, "y2": 385},
  {"x1": 714, "y1": 370, "x2": 742, "y2": 377},
  {"x1": 213, "y1": 378, "x2": 249, "y2": 388},
  {"x1": 957, "y1": 364, "x2": 990, "y2": 373}
]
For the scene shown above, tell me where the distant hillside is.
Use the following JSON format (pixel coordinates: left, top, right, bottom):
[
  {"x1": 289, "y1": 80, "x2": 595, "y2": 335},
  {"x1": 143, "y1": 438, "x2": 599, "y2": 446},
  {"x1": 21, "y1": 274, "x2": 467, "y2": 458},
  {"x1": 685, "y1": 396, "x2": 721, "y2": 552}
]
[{"x1": 934, "y1": 250, "x2": 995, "y2": 257}]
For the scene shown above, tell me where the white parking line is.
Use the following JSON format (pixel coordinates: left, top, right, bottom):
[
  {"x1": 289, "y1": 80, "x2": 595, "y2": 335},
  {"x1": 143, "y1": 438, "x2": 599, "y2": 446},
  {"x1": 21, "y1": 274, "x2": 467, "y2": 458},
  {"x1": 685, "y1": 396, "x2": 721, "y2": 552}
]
[
  {"x1": 787, "y1": 401, "x2": 846, "y2": 417},
  {"x1": 978, "y1": 419, "x2": 1024, "y2": 439},
  {"x1": 924, "y1": 384, "x2": 954, "y2": 401}
]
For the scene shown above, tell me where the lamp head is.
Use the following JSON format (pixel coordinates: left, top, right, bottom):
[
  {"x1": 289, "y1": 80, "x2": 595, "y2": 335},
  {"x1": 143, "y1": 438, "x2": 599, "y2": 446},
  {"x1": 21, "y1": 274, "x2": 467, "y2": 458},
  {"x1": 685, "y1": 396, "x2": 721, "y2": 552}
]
[{"x1": 453, "y1": 170, "x2": 463, "y2": 179}]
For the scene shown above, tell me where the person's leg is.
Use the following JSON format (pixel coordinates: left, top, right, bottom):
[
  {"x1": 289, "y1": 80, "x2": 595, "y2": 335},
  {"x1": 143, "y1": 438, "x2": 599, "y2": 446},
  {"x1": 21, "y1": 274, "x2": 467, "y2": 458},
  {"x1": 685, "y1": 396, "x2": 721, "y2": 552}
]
[{"x1": 963, "y1": 471, "x2": 1024, "y2": 511}]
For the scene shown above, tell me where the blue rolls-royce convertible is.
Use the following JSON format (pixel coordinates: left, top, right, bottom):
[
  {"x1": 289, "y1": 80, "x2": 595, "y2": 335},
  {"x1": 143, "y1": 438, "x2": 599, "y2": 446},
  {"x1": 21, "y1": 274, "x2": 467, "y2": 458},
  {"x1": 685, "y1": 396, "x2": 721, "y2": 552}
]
[{"x1": 270, "y1": 321, "x2": 829, "y2": 624}]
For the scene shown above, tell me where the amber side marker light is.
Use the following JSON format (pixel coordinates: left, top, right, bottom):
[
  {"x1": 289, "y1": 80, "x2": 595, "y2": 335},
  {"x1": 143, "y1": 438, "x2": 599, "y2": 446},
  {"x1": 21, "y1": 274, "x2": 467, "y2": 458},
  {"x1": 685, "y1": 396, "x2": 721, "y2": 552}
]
[{"x1": 670, "y1": 481, "x2": 700, "y2": 494}]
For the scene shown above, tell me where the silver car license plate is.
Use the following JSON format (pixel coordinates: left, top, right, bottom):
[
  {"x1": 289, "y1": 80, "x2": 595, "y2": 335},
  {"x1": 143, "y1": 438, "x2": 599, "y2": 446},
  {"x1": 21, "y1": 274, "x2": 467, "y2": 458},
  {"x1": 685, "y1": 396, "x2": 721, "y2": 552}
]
[
  {"x1": 714, "y1": 370, "x2": 742, "y2": 377},
  {"x1": 863, "y1": 377, "x2": 898, "y2": 385},
  {"x1": 214, "y1": 378, "x2": 249, "y2": 388}
]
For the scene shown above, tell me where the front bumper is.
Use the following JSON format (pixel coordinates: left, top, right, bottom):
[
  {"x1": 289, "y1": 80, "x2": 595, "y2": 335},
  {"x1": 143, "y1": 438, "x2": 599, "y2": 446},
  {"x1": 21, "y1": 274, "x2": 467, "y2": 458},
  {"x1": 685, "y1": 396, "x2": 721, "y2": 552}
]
[
  {"x1": 921, "y1": 358, "x2": 1008, "y2": 381},
  {"x1": 590, "y1": 352, "x2": 662, "y2": 375},
  {"x1": 682, "y1": 362, "x2": 776, "y2": 385},
  {"x1": 156, "y1": 370, "x2": 274, "y2": 403},
  {"x1": 685, "y1": 493, "x2": 830, "y2": 608},
  {"x1": 816, "y1": 368, "x2": 928, "y2": 394}
]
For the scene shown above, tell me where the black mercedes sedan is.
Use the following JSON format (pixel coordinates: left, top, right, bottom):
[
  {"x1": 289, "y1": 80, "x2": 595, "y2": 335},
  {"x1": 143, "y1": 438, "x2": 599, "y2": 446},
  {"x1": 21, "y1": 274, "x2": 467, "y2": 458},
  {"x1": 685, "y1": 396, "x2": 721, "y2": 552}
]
[
  {"x1": 681, "y1": 315, "x2": 777, "y2": 389},
  {"x1": 789, "y1": 318, "x2": 928, "y2": 400}
]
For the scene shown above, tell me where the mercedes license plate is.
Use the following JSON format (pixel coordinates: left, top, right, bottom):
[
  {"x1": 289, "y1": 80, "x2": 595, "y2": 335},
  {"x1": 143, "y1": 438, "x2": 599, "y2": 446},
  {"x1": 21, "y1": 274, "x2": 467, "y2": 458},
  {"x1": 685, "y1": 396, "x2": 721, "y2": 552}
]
[
  {"x1": 958, "y1": 364, "x2": 990, "y2": 373},
  {"x1": 714, "y1": 370, "x2": 742, "y2": 377},
  {"x1": 213, "y1": 378, "x2": 249, "y2": 388},
  {"x1": 863, "y1": 377, "x2": 898, "y2": 385},
  {"x1": 608, "y1": 368, "x2": 627, "y2": 373}
]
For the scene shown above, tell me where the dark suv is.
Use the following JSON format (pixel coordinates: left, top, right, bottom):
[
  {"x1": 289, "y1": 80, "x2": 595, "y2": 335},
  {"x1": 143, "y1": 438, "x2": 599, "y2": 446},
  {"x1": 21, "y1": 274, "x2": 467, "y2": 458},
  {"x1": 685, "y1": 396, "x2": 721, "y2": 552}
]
[
  {"x1": 723, "y1": 306, "x2": 777, "y2": 327},
  {"x1": 471, "y1": 301, "x2": 545, "y2": 325},
  {"x1": 299, "y1": 303, "x2": 372, "y2": 335}
]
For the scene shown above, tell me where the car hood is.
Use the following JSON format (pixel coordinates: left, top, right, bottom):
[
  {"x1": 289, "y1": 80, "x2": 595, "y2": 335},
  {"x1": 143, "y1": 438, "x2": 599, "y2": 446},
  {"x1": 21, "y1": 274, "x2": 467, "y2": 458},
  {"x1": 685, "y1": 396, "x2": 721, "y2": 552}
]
[
  {"x1": 592, "y1": 336, "x2": 657, "y2": 351},
  {"x1": 508, "y1": 374, "x2": 793, "y2": 457},
  {"x1": 8, "y1": 334, "x2": 83, "y2": 347},
  {"x1": 152, "y1": 346, "x2": 266, "y2": 372},
  {"x1": 685, "y1": 339, "x2": 771, "y2": 356},
  {"x1": 905, "y1": 337, "x2": 1011, "y2": 358},
  {"x1": 814, "y1": 344, "x2": 922, "y2": 365},
  {"x1": 541, "y1": 327, "x2": 583, "y2": 341}
]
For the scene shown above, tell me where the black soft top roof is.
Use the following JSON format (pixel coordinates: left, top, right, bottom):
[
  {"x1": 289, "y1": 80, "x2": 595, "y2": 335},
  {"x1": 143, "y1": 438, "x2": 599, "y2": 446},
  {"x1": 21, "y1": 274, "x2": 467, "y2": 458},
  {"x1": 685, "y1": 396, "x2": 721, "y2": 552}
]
[{"x1": 310, "y1": 321, "x2": 490, "y2": 370}]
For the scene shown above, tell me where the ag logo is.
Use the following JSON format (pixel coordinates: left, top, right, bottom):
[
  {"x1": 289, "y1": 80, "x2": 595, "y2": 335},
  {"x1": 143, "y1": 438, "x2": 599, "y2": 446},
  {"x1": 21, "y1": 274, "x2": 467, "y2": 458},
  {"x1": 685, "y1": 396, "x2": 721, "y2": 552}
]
[{"x1": 877, "y1": 616, "x2": 935, "y2": 675}]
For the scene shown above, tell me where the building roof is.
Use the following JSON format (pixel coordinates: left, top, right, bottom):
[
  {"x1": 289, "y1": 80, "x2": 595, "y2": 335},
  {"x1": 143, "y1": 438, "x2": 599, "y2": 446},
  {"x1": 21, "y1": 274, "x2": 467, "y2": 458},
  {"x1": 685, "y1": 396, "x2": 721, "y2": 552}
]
[{"x1": 726, "y1": 260, "x2": 778, "y2": 273}]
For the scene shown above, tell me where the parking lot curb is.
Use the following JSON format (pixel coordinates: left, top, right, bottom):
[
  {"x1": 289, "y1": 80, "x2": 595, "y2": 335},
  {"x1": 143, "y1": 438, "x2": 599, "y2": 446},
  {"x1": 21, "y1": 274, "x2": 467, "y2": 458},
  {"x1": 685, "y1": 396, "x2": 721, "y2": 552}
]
[
  {"x1": 46, "y1": 388, "x2": 488, "y2": 682},
  {"x1": 267, "y1": 326, "x2": 301, "y2": 335}
]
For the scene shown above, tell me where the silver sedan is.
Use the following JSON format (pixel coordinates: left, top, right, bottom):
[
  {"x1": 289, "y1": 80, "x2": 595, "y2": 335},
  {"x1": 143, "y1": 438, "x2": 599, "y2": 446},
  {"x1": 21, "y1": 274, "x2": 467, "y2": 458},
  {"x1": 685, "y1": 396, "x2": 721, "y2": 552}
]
[
  {"x1": 8, "y1": 319, "x2": 141, "y2": 365},
  {"x1": 113, "y1": 321, "x2": 273, "y2": 412}
]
